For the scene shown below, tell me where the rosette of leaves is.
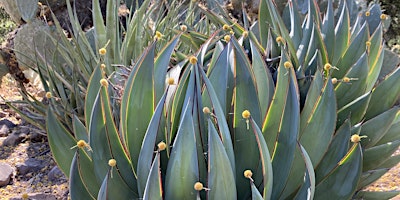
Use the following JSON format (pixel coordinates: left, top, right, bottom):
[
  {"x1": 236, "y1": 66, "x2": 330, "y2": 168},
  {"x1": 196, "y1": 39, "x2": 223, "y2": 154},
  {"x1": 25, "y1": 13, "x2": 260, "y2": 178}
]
[{"x1": 46, "y1": 0, "x2": 400, "y2": 199}]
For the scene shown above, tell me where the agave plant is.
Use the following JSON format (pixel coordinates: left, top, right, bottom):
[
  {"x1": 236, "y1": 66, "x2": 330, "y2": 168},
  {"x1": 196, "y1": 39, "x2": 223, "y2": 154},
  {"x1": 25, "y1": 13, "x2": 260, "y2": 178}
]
[{"x1": 45, "y1": 0, "x2": 400, "y2": 199}]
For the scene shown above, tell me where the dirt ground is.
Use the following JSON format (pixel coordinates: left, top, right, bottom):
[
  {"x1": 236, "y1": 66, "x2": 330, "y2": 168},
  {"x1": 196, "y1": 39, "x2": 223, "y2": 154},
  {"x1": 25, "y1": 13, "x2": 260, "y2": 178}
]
[{"x1": 0, "y1": 75, "x2": 399, "y2": 200}]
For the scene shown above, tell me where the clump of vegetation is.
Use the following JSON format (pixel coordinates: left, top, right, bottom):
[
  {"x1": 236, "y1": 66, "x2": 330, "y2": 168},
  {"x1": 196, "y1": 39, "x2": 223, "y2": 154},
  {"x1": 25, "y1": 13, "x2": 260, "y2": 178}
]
[{"x1": 0, "y1": 8, "x2": 15, "y2": 44}]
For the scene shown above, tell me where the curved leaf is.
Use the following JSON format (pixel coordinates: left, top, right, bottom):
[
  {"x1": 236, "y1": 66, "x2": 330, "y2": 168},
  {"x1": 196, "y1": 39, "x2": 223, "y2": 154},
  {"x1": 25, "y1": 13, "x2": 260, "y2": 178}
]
[
  {"x1": 137, "y1": 92, "x2": 167, "y2": 196},
  {"x1": 46, "y1": 108, "x2": 76, "y2": 176},
  {"x1": 143, "y1": 153, "x2": 162, "y2": 200},
  {"x1": 165, "y1": 102, "x2": 199, "y2": 199},
  {"x1": 314, "y1": 144, "x2": 363, "y2": 200},
  {"x1": 207, "y1": 118, "x2": 236, "y2": 199}
]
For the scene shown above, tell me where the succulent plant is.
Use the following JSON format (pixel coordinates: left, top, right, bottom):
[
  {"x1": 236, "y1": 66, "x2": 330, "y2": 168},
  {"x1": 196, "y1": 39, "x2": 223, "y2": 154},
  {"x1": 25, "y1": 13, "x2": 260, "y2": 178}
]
[{"x1": 43, "y1": 0, "x2": 400, "y2": 199}]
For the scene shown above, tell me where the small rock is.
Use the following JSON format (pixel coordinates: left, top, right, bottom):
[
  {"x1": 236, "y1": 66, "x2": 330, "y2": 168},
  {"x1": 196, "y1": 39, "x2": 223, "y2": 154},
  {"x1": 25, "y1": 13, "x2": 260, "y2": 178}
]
[
  {"x1": 48, "y1": 166, "x2": 64, "y2": 182},
  {"x1": 0, "y1": 119, "x2": 16, "y2": 137},
  {"x1": 2, "y1": 133, "x2": 23, "y2": 146},
  {"x1": 29, "y1": 131, "x2": 45, "y2": 142},
  {"x1": 10, "y1": 193, "x2": 57, "y2": 200},
  {"x1": 0, "y1": 163, "x2": 13, "y2": 186},
  {"x1": 19, "y1": 127, "x2": 30, "y2": 135},
  {"x1": 16, "y1": 158, "x2": 43, "y2": 175}
]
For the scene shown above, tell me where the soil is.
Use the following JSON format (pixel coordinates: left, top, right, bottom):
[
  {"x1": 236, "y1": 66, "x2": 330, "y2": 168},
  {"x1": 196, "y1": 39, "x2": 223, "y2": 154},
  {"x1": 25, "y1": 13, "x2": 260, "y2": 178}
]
[{"x1": 0, "y1": 74, "x2": 399, "y2": 200}]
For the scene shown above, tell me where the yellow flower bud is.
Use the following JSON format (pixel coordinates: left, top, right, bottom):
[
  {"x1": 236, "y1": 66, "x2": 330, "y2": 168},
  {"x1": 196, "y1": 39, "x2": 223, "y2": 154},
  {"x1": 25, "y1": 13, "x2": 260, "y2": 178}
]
[
  {"x1": 223, "y1": 24, "x2": 230, "y2": 31},
  {"x1": 99, "y1": 48, "x2": 107, "y2": 55},
  {"x1": 224, "y1": 34, "x2": 231, "y2": 42},
  {"x1": 77, "y1": 140, "x2": 87, "y2": 148},
  {"x1": 284, "y1": 61, "x2": 293, "y2": 69},
  {"x1": 189, "y1": 56, "x2": 198, "y2": 65},
  {"x1": 157, "y1": 141, "x2": 166, "y2": 151},
  {"x1": 350, "y1": 134, "x2": 367, "y2": 143},
  {"x1": 331, "y1": 78, "x2": 338, "y2": 84},
  {"x1": 100, "y1": 63, "x2": 106, "y2": 69},
  {"x1": 108, "y1": 159, "x2": 117, "y2": 167},
  {"x1": 380, "y1": 14, "x2": 387, "y2": 20},
  {"x1": 366, "y1": 41, "x2": 371, "y2": 47},
  {"x1": 342, "y1": 77, "x2": 350, "y2": 83},
  {"x1": 242, "y1": 31, "x2": 249, "y2": 38},
  {"x1": 180, "y1": 25, "x2": 187, "y2": 32},
  {"x1": 242, "y1": 110, "x2": 251, "y2": 119},
  {"x1": 167, "y1": 77, "x2": 175, "y2": 85},
  {"x1": 324, "y1": 63, "x2": 332, "y2": 71},
  {"x1": 100, "y1": 79, "x2": 108, "y2": 87},
  {"x1": 203, "y1": 107, "x2": 211, "y2": 114},
  {"x1": 45, "y1": 92, "x2": 52, "y2": 98},
  {"x1": 276, "y1": 36, "x2": 284, "y2": 43},
  {"x1": 194, "y1": 182, "x2": 203, "y2": 191},
  {"x1": 244, "y1": 169, "x2": 253, "y2": 179},
  {"x1": 365, "y1": 11, "x2": 370, "y2": 17}
]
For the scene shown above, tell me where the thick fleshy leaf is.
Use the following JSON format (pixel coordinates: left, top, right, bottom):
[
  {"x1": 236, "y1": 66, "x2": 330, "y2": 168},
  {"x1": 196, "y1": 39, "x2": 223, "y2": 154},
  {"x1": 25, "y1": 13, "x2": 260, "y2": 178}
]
[
  {"x1": 360, "y1": 107, "x2": 399, "y2": 148},
  {"x1": 321, "y1": 0, "x2": 335, "y2": 61},
  {"x1": 357, "y1": 168, "x2": 389, "y2": 190},
  {"x1": 335, "y1": 53, "x2": 369, "y2": 109},
  {"x1": 366, "y1": 25, "x2": 384, "y2": 92},
  {"x1": 92, "y1": 0, "x2": 106, "y2": 48},
  {"x1": 363, "y1": 140, "x2": 400, "y2": 171},
  {"x1": 377, "y1": 155, "x2": 400, "y2": 169},
  {"x1": 165, "y1": 102, "x2": 199, "y2": 199},
  {"x1": 250, "y1": 40, "x2": 275, "y2": 119},
  {"x1": 121, "y1": 43, "x2": 155, "y2": 170},
  {"x1": 354, "y1": 191, "x2": 400, "y2": 200},
  {"x1": 231, "y1": 37, "x2": 262, "y2": 199},
  {"x1": 314, "y1": 119, "x2": 351, "y2": 183},
  {"x1": 376, "y1": 112, "x2": 400, "y2": 145},
  {"x1": 204, "y1": 43, "x2": 231, "y2": 116},
  {"x1": 264, "y1": 55, "x2": 299, "y2": 199},
  {"x1": 300, "y1": 71, "x2": 336, "y2": 166},
  {"x1": 73, "y1": 115, "x2": 88, "y2": 142},
  {"x1": 137, "y1": 92, "x2": 167, "y2": 196},
  {"x1": 69, "y1": 152, "x2": 95, "y2": 200},
  {"x1": 97, "y1": 168, "x2": 136, "y2": 200},
  {"x1": 249, "y1": 118, "x2": 273, "y2": 199},
  {"x1": 332, "y1": 3, "x2": 350, "y2": 65},
  {"x1": 337, "y1": 92, "x2": 371, "y2": 127},
  {"x1": 251, "y1": 181, "x2": 264, "y2": 200},
  {"x1": 365, "y1": 68, "x2": 400, "y2": 120},
  {"x1": 46, "y1": 108, "x2": 76, "y2": 176},
  {"x1": 207, "y1": 118, "x2": 236, "y2": 199},
  {"x1": 98, "y1": 84, "x2": 137, "y2": 191},
  {"x1": 333, "y1": 23, "x2": 369, "y2": 79},
  {"x1": 85, "y1": 66, "x2": 102, "y2": 130},
  {"x1": 294, "y1": 143, "x2": 315, "y2": 200},
  {"x1": 154, "y1": 35, "x2": 181, "y2": 102},
  {"x1": 199, "y1": 65, "x2": 235, "y2": 173},
  {"x1": 143, "y1": 153, "x2": 162, "y2": 200},
  {"x1": 75, "y1": 149, "x2": 100, "y2": 197},
  {"x1": 314, "y1": 144, "x2": 363, "y2": 200}
]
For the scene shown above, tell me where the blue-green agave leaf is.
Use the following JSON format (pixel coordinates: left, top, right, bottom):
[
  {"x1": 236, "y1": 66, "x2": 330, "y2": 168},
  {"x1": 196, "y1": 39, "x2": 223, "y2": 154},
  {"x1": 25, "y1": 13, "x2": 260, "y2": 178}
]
[
  {"x1": 165, "y1": 102, "x2": 199, "y2": 199},
  {"x1": 315, "y1": 120, "x2": 351, "y2": 184},
  {"x1": 314, "y1": 143, "x2": 363, "y2": 200},
  {"x1": 207, "y1": 118, "x2": 236, "y2": 199},
  {"x1": 137, "y1": 91, "x2": 167, "y2": 196},
  {"x1": 121, "y1": 43, "x2": 156, "y2": 170},
  {"x1": 360, "y1": 107, "x2": 399, "y2": 148},
  {"x1": 46, "y1": 108, "x2": 76, "y2": 177},
  {"x1": 143, "y1": 153, "x2": 162, "y2": 200},
  {"x1": 249, "y1": 118, "x2": 273, "y2": 199},
  {"x1": 294, "y1": 143, "x2": 315, "y2": 200},
  {"x1": 363, "y1": 140, "x2": 400, "y2": 171},
  {"x1": 69, "y1": 152, "x2": 95, "y2": 200}
]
